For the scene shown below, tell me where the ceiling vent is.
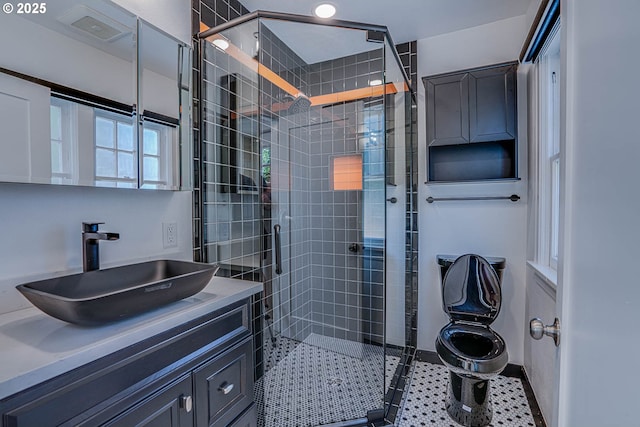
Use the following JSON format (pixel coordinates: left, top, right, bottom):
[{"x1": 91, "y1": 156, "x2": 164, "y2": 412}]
[{"x1": 57, "y1": 5, "x2": 130, "y2": 42}]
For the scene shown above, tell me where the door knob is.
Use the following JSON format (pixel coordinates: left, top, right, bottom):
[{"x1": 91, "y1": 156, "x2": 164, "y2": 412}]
[{"x1": 530, "y1": 317, "x2": 560, "y2": 347}]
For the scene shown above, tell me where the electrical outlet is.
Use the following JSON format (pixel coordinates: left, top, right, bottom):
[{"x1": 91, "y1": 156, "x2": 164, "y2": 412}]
[{"x1": 163, "y1": 222, "x2": 178, "y2": 248}]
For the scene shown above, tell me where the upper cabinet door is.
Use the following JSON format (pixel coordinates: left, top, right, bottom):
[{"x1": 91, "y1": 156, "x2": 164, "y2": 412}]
[
  {"x1": 425, "y1": 73, "x2": 470, "y2": 146},
  {"x1": 468, "y1": 64, "x2": 517, "y2": 142},
  {"x1": 0, "y1": 73, "x2": 51, "y2": 184}
]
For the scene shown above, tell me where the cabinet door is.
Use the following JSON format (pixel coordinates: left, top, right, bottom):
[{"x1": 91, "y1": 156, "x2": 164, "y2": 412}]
[
  {"x1": 424, "y1": 73, "x2": 469, "y2": 146},
  {"x1": 194, "y1": 339, "x2": 254, "y2": 427},
  {"x1": 468, "y1": 64, "x2": 516, "y2": 142},
  {"x1": 0, "y1": 73, "x2": 51, "y2": 183},
  {"x1": 102, "y1": 375, "x2": 194, "y2": 427}
]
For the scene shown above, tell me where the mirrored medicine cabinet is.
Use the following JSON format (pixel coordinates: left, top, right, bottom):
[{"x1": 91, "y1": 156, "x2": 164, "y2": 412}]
[{"x1": 0, "y1": 0, "x2": 192, "y2": 190}]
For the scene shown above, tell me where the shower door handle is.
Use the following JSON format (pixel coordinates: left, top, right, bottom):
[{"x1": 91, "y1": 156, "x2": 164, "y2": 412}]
[
  {"x1": 274, "y1": 224, "x2": 282, "y2": 275},
  {"x1": 348, "y1": 243, "x2": 364, "y2": 253}
]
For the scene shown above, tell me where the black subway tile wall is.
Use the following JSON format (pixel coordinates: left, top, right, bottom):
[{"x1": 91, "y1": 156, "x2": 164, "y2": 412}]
[
  {"x1": 399, "y1": 41, "x2": 418, "y2": 353},
  {"x1": 385, "y1": 40, "x2": 419, "y2": 424},
  {"x1": 192, "y1": 0, "x2": 251, "y2": 263}
]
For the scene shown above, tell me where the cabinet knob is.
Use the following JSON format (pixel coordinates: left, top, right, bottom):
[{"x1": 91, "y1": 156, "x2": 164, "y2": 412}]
[
  {"x1": 179, "y1": 395, "x2": 193, "y2": 413},
  {"x1": 218, "y1": 382, "x2": 234, "y2": 395}
]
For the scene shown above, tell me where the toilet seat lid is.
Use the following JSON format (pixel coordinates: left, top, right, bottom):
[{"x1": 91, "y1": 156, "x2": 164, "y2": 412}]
[{"x1": 442, "y1": 254, "x2": 501, "y2": 324}]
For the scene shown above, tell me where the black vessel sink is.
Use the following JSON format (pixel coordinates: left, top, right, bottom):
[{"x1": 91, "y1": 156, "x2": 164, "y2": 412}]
[{"x1": 16, "y1": 260, "x2": 218, "y2": 326}]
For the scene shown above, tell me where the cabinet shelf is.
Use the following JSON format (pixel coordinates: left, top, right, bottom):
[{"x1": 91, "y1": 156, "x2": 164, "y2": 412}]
[{"x1": 427, "y1": 139, "x2": 517, "y2": 182}]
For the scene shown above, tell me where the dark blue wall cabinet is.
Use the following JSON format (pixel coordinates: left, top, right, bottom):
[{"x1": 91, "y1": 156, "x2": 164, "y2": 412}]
[{"x1": 423, "y1": 62, "x2": 518, "y2": 183}]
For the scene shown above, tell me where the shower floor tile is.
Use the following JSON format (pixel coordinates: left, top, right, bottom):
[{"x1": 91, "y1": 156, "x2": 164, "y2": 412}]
[
  {"x1": 263, "y1": 335, "x2": 300, "y2": 371},
  {"x1": 397, "y1": 361, "x2": 537, "y2": 427},
  {"x1": 257, "y1": 335, "x2": 399, "y2": 427}
]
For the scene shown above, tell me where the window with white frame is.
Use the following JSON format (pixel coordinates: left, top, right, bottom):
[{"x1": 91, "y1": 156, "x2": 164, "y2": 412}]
[{"x1": 537, "y1": 23, "x2": 561, "y2": 270}]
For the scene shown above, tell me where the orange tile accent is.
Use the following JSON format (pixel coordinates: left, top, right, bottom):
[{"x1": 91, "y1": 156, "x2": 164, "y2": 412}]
[
  {"x1": 331, "y1": 155, "x2": 363, "y2": 191},
  {"x1": 201, "y1": 22, "x2": 301, "y2": 97},
  {"x1": 309, "y1": 82, "x2": 409, "y2": 107}
]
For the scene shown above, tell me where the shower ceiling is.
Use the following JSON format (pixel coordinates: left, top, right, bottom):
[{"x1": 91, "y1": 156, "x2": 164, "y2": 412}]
[
  {"x1": 240, "y1": 0, "x2": 535, "y2": 45},
  {"x1": 261, "y1": 19, "x2": 380, "y2": 64}
]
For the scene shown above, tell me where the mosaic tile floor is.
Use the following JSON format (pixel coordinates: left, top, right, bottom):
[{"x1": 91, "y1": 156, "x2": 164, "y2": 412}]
[
  {"x1": 397, "y1": 361, "x2": 537, "y2": 427},
  {"x1": 257, "y1": 334, "x2": 399, "y2": 427}
]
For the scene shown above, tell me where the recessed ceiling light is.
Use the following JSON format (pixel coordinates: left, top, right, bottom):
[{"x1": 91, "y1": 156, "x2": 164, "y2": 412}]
[
  {"x1": 314, "y1": 3, "x2": 336, "y2": 18},
  {"x1": 212, "y1": 38, "x2": 229, "y2": 50},
  {"x1": 369, "y1": 79, "x2": 383, "y2": 86}
]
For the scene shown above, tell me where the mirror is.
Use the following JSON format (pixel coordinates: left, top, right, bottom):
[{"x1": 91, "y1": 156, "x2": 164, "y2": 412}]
[
  {"x1": 0, "y1": 0, "x2": 191, "y2": 189},
  {"x1": 139, "y1": 21, "x2": 191, "y2": 190}
]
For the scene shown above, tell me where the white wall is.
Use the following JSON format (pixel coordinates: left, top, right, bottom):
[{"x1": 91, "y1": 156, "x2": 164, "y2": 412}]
[
  {"x1": 557, "y1": 1, "x2": 640, "y2": 426},
  {"x1": 111, "y1": 0, "x2": 191, "y2": 44},
  {"x1": 416, "y1": 15, "x2": 530, "y2": 364},
  {"x1": 0, "y1": 184, "x2": 192, "y2": 315}
]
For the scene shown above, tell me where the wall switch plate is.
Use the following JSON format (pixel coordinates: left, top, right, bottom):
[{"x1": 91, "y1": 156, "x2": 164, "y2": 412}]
[{"x1": 163, "y1": 222, "x2": 178, "y2": 248}]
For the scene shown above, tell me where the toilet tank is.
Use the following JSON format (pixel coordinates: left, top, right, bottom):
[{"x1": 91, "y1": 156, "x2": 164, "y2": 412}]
[{"x1": 436, "y1": 254, "x2": 506, "y2": 282}]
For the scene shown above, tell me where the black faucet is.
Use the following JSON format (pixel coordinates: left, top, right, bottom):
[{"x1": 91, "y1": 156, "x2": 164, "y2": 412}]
[{"x1": 82, "y1": 222, "x2": 120, "y2": 272}]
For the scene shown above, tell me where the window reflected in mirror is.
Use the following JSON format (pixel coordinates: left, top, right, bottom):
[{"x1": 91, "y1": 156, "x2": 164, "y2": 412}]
[
  {"x1": 141, "y1": 122, "x2": 178, "y2": 189},
  {"x1": 50, "y1": 98, "x2": 74, "y2": 184},
  {"x1": 95, "y1": 112, "x2": 137, "y2": 188}
]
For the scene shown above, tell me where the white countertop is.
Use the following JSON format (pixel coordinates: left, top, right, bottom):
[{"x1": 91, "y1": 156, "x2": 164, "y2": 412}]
[{"x1": 0, "y1": 276, "x2": 262, "y2": 400}]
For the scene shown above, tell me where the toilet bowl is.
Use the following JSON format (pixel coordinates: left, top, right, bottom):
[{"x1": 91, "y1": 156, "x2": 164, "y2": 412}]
[{"x1": 435, "y1": 254, "x2": 508, "y2": 427}]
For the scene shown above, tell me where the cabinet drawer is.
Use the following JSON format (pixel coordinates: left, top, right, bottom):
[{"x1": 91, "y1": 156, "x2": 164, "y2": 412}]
[
  {"x1": 229, "y1": 405, "x2": 257, "y2": 427},
  {"x1": 194, "y1": 338, "x2": 253, "y2": 427}
]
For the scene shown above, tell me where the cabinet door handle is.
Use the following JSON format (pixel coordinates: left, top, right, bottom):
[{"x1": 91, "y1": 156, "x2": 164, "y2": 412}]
[
  {"x1": 218, "y1": 382, "x2": 234, "y2": 395},
  {"x1": 179, "y1": 395, "x2": 193, "y2": 413}
]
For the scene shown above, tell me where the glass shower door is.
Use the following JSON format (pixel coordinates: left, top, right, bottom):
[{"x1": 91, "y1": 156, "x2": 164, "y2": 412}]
[
  {"x1": 199, "y1": 16, "x2": 400, "y2": 426},
  {"x1": 255, "y1": 19, "x2": 389, "y2": 426}
]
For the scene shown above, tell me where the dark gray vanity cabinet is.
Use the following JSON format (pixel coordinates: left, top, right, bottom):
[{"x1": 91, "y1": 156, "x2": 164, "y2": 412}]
[
  {"x1": 0, "y1": 299, "x2": 256, "y2": 427},
  {"x1": 424, "y1": 62, "x2": 516, "y2": 146}
]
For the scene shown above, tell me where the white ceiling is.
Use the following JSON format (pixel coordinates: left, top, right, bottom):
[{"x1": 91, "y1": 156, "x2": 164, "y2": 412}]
[
  {"x1": 241, "y1": 0, "x2": 534, "y2": 45},
  {"x1": 262, "y1": 19, "x2": 381, "y2": 64}
]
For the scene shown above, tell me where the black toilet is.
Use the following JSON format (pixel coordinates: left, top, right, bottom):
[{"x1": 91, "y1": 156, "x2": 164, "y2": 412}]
[{"x1": 435, "y1": 254, "x2": 508, "y2": 427}]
